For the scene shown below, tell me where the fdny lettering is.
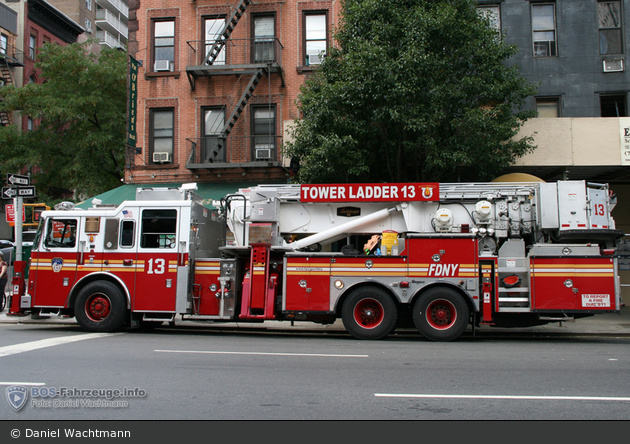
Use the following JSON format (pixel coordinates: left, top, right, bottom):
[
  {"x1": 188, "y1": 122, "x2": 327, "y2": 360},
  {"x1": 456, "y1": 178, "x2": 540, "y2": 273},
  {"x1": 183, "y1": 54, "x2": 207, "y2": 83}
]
[
  {"x1": 428, "y1": 263, "x2": 459, "y2": 277},
  {"x1": 300, "y1": 183, "x2": 439, "y2": 203}
]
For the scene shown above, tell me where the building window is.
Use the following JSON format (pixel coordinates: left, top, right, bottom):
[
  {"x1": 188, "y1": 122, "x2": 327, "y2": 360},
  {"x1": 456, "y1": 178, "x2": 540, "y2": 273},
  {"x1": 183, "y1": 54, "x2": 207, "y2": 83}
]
[
  {"x1": 29, "y1": 34, "x2": 36, "y2": 59},
  {"x1": 478, "y1": 4, "x2": 501, "y2": 36},
  {"x1": 600, "y1": 94, "x2": 627, "y2": 117},
  {"x1": 304, "y1": 12, "x2": 327, "y2": 66},
  {"x1": 27, "y1": 117, "x2": 34, "y2": 131},
  {"x1": 202, "y1": 107, "x2": 226, "y2": 163},
  {"x1": 85, "y1": 18, "x2": 92, "y2": 34},
  {"x1": 598, "y1": 1, "x2": 622, "y2": 55},
  {"x1": 253, "y1": 15, "x2": 275, "y2": 63},
  {"x1": 0, "y1": 34, "x2": 7, "y2": 56},
  {"x1": 251, "y1": 105, "x2": 276, "y2": 161},
  {"x1": 150, "y1": 109, "x2": 174, "y2": 163},
  {"x1": 532, "y1": 3, "x2": 557, "y2": 57},
  {"x1": 204, "y1": 17, "x2": 226, "y2": 65},
  {"x1": 153, "y1": 20, "x2": 175, "y2": 71},
  {"x1": 536, "y1": 98, "x2": 560, "y2": 117},
  {"x1": 86, "y1": 0, "x2": 92, "y2": 11}
]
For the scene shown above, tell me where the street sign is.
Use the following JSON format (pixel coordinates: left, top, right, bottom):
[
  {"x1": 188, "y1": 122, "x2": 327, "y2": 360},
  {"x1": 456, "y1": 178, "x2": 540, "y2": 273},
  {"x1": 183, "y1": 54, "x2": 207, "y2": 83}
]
[
  {"x1": 2, "y1": 186, "x2": 36, "y2": 199},
  {"x1": 16, "y1": 186, "x2": 36, "y2": 198},
  {"x1": 5, "y1": 204, "x2": 25, "y2": 223},
  {"x1": 2, "y1": 187, "x2": 16, "y2": 199},
  {"x1": 2, "y1": 186, "x2": 35, "y2": 199},
  {"x1": 6, "y1": 173, "x2": 30, "y2": 186}
]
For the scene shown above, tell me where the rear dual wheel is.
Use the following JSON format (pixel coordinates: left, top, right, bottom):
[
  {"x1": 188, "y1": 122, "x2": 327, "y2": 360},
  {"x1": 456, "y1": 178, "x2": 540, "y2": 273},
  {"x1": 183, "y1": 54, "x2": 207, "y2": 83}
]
[
  {"x1": 413, "y1": 287, "x2": 469, "y2": 341},
  {"x1": 342, "y1": 287, "x2": 397, "y2": 340}
]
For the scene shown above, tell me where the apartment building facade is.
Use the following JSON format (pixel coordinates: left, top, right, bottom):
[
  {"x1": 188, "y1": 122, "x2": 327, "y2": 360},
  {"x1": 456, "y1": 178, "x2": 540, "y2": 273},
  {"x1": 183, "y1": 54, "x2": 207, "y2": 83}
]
[
  {"x1": 479, "y1": 0, "x2": 630, "y2": 187},
  {"x1": 41, "y1": 0, "x2": 128, "y2": 50},
  {"x1": 125, "y1": 0, "x2": 339, "y2": 185}
]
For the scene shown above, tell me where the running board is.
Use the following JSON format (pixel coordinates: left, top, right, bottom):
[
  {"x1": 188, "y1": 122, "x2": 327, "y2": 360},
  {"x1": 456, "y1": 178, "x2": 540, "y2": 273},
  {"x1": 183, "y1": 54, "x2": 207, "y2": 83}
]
[{"x1": 142, "y1": 313, "x2": 175, "y2": 322}]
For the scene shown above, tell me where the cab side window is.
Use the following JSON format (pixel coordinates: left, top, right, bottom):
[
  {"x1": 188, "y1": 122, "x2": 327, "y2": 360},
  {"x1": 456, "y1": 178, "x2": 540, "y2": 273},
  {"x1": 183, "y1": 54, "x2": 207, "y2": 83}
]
[
  {"x1": 44, "y1": 219, "x2": 77, "y2": 248},
  {"x1": 120, "y1": 220, "x2": 136, "y2": 248},
  {"x1": 140, "y1": 209, "x2": 177, "y2": 249}
]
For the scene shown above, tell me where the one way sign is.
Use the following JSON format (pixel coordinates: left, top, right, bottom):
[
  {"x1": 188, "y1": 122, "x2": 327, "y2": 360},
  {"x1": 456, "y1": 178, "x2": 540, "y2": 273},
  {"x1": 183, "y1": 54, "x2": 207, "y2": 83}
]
[
  {"x1": 6, "y1": 173, "x2": 29, "y2": 186},
  {"x1": 2, "y1": 186, "x2": 36, "y2": 199}
]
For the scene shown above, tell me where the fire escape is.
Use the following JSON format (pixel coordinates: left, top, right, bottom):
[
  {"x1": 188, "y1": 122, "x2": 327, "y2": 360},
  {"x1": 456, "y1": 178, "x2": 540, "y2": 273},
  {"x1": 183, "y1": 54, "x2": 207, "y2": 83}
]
[
  {"x1": 185, "y1": 0, "x2": 284, "y2": 170},
  {"x1": 0, "y1": 43, "x2": 24, "y2": 126}
]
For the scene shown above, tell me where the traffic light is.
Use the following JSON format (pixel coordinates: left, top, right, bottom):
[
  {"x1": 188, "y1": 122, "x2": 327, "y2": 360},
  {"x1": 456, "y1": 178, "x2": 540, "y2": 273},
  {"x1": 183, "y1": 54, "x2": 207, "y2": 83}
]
[
  {"x1": 23, "y1": 203, "x2": 50, "y2": 227},
  {"x1": 33, "y1": 205, "x2": 48, "y2": 223}
]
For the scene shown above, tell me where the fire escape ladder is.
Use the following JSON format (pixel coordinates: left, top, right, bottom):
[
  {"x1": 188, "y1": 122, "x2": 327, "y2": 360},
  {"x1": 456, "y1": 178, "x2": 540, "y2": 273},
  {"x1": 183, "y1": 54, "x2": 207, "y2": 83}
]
[
  {"x1": 0, "y1": 57, "x2": 14, "y2": 126},
  {"x1": 204, "y1": 0, "x2": 252, "y2": 66},
  {"x1": 222, "y1": 69, "x2": 264, "y2": 139}
]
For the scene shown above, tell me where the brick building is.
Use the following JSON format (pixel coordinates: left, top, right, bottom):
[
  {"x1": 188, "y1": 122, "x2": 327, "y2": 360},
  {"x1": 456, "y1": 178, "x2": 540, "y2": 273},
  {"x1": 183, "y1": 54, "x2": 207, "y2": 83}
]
[{"x1": 125, "y1": 0, "x2": 339, "y2": 186}]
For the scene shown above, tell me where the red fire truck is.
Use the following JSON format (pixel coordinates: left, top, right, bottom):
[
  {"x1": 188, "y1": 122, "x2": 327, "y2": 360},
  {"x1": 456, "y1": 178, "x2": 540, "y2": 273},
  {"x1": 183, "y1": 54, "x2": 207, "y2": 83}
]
[{"x1": 8, "y1": 180, "x2": 624, "y2": 341}]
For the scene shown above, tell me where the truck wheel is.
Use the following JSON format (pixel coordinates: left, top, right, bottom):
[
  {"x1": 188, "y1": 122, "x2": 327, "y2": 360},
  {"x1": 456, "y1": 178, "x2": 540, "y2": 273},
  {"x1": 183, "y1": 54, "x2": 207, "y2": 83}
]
[
  {"x1": 74, "y1": 281, "x2": 127, "y2": 332},
  {"x1": 413, "y1": 287, "x2": 470, "y2": 341},
  {"x1": 342, "y1": 287, "x2": 397, "y2": 340}
]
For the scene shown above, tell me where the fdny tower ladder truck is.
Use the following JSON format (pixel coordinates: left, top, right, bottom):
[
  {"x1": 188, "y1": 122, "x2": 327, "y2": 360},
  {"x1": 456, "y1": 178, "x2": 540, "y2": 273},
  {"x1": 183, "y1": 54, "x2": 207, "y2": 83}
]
[{"x1": 8, "y1": 180, "x2": 624, "y2": 341}]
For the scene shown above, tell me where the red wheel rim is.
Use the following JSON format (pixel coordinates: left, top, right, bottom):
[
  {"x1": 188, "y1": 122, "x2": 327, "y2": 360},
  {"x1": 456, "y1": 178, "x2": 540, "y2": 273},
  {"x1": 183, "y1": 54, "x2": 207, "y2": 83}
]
[
  {"x1": 85, "y1": 293, "x2": 111, "y2": 322},
  {"x1": 425, "y1": 299, "x2": 457, "y2": 330},
  {"x1": 353, "y1": 298, "x2": 384, "y2": 329}
]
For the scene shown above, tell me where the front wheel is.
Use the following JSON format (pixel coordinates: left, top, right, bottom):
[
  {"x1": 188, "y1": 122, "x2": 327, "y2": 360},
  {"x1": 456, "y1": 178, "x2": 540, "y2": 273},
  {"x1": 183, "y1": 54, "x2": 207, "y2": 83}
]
[
  {"x1": 413, "y1": 287, "x2": 470, "y2": 342},
  {"x1": 74, "y1": 281, "x2": 127, "y2": 332},
  {"x1": 341, "y1": 287, "x2": 398, "y2": 340}
]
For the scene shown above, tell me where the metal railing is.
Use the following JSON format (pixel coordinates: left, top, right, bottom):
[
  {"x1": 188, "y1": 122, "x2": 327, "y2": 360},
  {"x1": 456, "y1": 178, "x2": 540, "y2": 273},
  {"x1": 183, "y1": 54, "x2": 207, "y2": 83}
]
[
  {"x1": 186, "y1": 38, "x2": 283, "y2": 68},
  {"x1": 186, "y1": 135, "x2": 283, "y2": 166},
  {"x1": 0, "y1": 43, "x2": 25, "y2": 65}
]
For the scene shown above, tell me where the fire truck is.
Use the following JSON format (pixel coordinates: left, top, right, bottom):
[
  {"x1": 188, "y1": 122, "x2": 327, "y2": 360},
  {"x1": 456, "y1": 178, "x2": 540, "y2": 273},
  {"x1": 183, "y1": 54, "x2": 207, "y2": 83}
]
[{"x1": 8, "y1": 180, "x2": 624, "y2": 341}]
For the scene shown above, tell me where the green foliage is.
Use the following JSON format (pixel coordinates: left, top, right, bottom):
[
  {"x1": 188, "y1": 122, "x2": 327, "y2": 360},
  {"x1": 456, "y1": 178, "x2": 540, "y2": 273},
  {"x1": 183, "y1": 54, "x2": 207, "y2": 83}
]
[
  {"x1": 285, "y1": 0, "x2": 538, "y2": 183},
  {"x1": 0, "y1": 40, "x2": 127, "y2": 200}
]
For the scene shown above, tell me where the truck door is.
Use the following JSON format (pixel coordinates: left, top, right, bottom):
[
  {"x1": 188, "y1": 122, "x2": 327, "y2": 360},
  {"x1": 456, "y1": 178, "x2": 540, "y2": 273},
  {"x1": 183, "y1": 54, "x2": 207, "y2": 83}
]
[
  {"x1": 133, "y1": 208, "x2": 180, "y2": 312},
  {"x1": 100, "y1": 212, "x2": 139, "y2": 300},
  {"x1": 30, "y1": 217, "x2": 79, "y2": 307}
]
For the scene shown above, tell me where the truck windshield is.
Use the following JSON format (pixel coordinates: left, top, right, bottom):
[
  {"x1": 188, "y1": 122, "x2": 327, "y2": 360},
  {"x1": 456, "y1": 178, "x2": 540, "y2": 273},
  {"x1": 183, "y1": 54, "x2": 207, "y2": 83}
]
[{"x1": 44, "y1": 219, "x2": 77, "y2": 249}]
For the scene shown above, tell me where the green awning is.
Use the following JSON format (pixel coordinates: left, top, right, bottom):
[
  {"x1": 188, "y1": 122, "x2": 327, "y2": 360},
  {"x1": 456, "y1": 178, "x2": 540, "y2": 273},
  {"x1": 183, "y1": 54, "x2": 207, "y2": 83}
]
[{"x1": 75, "y1": 182, "x2": 263, "y2": 209}]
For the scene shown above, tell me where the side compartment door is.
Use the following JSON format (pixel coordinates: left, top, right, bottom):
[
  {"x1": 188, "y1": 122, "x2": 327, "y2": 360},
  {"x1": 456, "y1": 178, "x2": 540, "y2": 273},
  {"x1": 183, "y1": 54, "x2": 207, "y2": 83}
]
[
  {"x1": 133, "y1": 208, "x2": 179, "y2": 312},
  {"x1": 531, "y1": 257, "x2": 617, "y2": 310},
  {"x1": 30, "y1": 217, "x2": 79, "y2": 307},
  {"x1": 284, "y1": 255, "x2": 331, "y2": 311}
]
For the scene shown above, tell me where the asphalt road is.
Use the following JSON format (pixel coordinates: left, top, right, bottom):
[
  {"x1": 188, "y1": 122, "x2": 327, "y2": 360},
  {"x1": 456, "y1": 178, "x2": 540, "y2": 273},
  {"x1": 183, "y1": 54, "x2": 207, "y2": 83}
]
[{"x1": 1, "y1": 323, "x2": 629, "y2": 421}]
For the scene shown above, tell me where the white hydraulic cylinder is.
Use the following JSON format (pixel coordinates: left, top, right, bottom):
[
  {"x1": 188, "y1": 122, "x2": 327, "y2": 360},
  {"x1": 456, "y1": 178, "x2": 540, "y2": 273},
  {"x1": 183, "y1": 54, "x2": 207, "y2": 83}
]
[{"x1": 286, "y1": 206, "x2": 401, "y2": 251}]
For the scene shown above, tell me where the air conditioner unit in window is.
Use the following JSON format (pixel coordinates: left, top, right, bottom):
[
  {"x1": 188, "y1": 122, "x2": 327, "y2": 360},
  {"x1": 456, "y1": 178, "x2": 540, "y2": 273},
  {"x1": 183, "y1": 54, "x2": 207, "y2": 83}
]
[
  {"x1": 308, "y1": 54, "x2": 322, "y2": 65},
  {"x1": 154, "y1": 60, "x2": 171, "y2": 72},
  {"x1": 603, "y1": 59, "x2": 624, "y2": 72},
  {"x1": 255, "y1": 148, "x2": 272, "y2": 160},
  {"x1": 153, "y1": 152, "x2": 172, "y2": 163}
]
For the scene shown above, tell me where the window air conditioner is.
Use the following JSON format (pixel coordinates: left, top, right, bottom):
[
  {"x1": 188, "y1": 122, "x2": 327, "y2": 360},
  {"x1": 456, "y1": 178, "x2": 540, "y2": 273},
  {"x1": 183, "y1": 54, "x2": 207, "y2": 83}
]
[
  {"x1": 308, "y1": 54, "x2": 322, "y2": 65},
  {"x1": 255, "y1": 148, "x2": 272, "y2": 160},
  {"x1": 153, "y1": 152, "x2": 172, "y2": 163},
  {"x1": 154, "y1": 60, "x2": 171, "y2": 72},
  {"x1": 603, "y1": 59, "x2": 624, "y2": 73}
]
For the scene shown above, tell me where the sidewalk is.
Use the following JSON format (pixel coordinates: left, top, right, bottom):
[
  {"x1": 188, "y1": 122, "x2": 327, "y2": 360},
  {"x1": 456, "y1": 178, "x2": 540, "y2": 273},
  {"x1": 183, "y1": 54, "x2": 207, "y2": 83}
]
[{"x1": 1, "y1": 303, "x2": 629, "y2": 337}]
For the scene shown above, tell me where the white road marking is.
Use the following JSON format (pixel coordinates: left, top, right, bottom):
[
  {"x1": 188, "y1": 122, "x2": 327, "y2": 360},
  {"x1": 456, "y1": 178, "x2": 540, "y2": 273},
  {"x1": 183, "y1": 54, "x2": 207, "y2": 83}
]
[
  {"x1": 0, "y1": 382, "x2": 45, "y2": 386},
  {"x1": 0, "y1": 333, "x2": 117, "y2": 358},
  {"x1": 375, "y1": 393, "x2": 630, "y2": 402},
  {"x1": 155, "y1": 349, "x2": 369, "y2": 358}
]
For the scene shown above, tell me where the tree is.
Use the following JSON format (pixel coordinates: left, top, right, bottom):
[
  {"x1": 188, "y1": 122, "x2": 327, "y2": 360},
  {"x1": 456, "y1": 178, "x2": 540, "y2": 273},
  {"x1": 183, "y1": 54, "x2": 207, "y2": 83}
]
[
  {"x1": 0, "y1": 40, "x2": 127, "y2": 200},
  {"x1": 285, "y1": 0, "x2": 539, "y2": 183}
]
